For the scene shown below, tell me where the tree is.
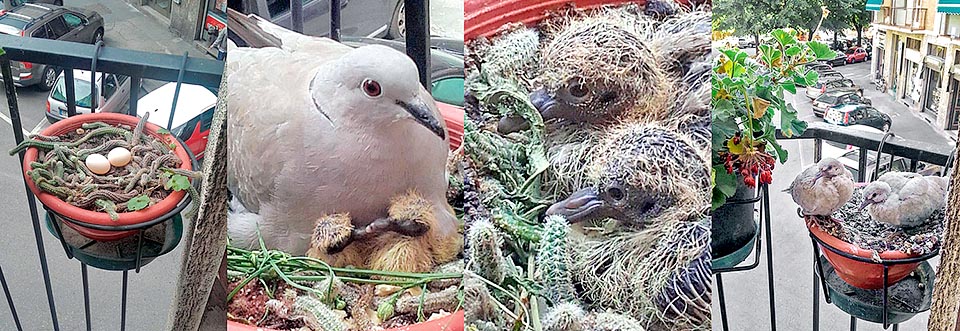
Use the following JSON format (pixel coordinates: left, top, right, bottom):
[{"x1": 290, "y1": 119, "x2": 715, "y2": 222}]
[
  {"x1": 929, "y1": 149, "x2": 960, "y2": 331},
  {"x1": 848, "y1": 0, "x2": 872, "y2": 45}
]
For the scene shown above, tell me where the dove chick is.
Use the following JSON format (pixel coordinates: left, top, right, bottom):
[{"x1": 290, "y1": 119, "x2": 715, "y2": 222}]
[
  {"x1": 306, "y1": 190, "x2": 462, "y2": 273},
  {"x1": 226, "y1": 18, "x2": 456, "y2": 256},
  {"x1": 787, "y1": 158, "x2": 855, "y2": 218},
  {"x1": 860, "y1": 174, "x2": 948, "y2": 228}
]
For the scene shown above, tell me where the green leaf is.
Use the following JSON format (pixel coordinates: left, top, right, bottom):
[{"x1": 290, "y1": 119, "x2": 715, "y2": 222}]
[
  {"x1": 166, "y1": 174, "x2": 191, "y2": 191},
  {"x1": 781, "y1": 81, "x2": 797, "y2": 94},
  {"x1": 713, "y1": 165, "x2": 738, "y2": 198},
  {"x1": 785, "y1": 45, "x2": 801, "y2": 57},
  {"x1": 157, "y1": 128, "x2": 170, "y2": 134},
  {"x1": 804, "y1": 70, "x2": 819, "y2": 86},
  {"x1": 807, "y1": 41, "x2": 836, "y2": 60},
  {"x1": 779, "y1": 104, "x2": 808, "y2": 138},
  {"x1": 126, "y1": 195, "x2": 150, "y2": 211},
  {"x1": 768, "y1": 140, "x2": 789, "y2": 163},
  {"x1": 771, "y1": 29, "x2": 796, "y2": 46}
]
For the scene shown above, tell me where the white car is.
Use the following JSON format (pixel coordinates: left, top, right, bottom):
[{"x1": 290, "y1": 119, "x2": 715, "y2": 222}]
[
  {"x1": 137, "y1": 82, "x2": 218, "y2": 158},
  {"x1": 46, "y1": 69, "x2": 132, "y2": 123}
]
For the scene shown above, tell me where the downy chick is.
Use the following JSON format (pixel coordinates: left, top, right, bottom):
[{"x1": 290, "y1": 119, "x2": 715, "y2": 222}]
[{"x1": 860, "y1": 174, "x2": 948, "y2": 228}]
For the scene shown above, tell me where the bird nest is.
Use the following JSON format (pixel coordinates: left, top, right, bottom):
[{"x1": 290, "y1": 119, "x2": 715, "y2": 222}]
[
  {"x1": 813, "y1": 187, "x2": 945, "y2": 255},
  {"x1": 9, "y1": 116, "x2": 198, "y2": 220}
]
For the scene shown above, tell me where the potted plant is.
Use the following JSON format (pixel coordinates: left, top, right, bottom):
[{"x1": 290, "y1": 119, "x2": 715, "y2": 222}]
[
  {"x1": 11, "y1": 113, "x2": 197, "y2": 242},
  {"x1": 711, "y1": 29, "x2": 836, "y2": 259}
]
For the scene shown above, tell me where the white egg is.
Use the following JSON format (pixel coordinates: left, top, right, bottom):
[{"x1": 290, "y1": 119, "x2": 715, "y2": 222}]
[
  {"x1": 85, "y1": 154, "x2": 111, "y2": 175},
  {"x1": 107, "y1": 147, "x2": 133, "y2": 167}
]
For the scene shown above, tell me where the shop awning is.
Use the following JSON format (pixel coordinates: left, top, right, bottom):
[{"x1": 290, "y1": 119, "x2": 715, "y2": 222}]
[
  {"x1": 866, "y1": 0, "x2": 883, "y2": 11},
  {"x1": 939, "y1": 0, "x2": 960, "y2": 14}
]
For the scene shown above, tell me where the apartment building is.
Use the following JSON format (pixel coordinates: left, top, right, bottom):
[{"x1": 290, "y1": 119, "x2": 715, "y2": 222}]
[{"x1": 869, "y1": 0, "x2": 960, "y2": 130}]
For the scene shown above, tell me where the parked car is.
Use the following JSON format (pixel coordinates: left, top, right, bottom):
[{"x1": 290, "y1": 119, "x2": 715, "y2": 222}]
[
  {"x1": 820, "y1": 125, "x2": 919, "y2": 180},
  {"x1": 737, "y1": 37, "x2": 755, "y2": 48},
  {"x1": 46, "y1": 69, "x2": 132, "y2": 123},
  {"x1": 0, "y1": 3, "x2": 104, "y2": 90},
  {"x1": 818, "y1": 70, "x2": 845, "y2": 82},
  {"x1": 231, "y1": 0, "x2": 404, "y2": 39},
  {"x1": 137, "y1": 82, "x2": 218, "y2": 159},
  {"x1": 844, "y1": 47, "x2": 868, "y2": 64},
  {"x1": 812, "y1": 90, "x2": 870, "y2": 117},
  {"x1": 805, "y1": 78, "x2": 862, "y2": 99},
  {"x1": 2, "y1": 0, "x2": 61, "y2": 11},
  {"x1": 804, "y1": 62, "x2": 833, "y2": 72},
  {"x1": 825, "y1": 53, "x2": 847, "y2": 66},
  {"x1": 824, "y1": 104, "x2": 891, "y2": 131}
]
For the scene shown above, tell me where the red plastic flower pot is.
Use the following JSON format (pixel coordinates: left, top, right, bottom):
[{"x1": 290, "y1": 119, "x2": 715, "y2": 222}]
[
  {"x1": 226, "y1": 310, "x2": 465, "y2": 331},
  {"x1": 21, "y1": 113, "x2": 194, "y2": 241},
  {"x1": 806, "y1": 219, "x2": 920, "y2": 290},
  {"x1": 465, "y1": 0, "x2": 693, "y2": 40},
  {"x1": 438, "y1": 102, "x2": 464, "y2": 151}
]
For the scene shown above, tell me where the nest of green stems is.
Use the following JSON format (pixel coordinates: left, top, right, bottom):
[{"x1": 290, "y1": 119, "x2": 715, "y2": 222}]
[
  {"x1": 9, "y1": 115, "x2": 200, "y2": 220},
  {"x1": 226, "y1": 242, "x2": 464, "y2": 331}
]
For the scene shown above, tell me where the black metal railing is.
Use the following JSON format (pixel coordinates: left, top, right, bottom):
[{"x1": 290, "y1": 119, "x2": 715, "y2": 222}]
[{"x1": 0, "y1": 34, "x2": 222, "y2": 331}]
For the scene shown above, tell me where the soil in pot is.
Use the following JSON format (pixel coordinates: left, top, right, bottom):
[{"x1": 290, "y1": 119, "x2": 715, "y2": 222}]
[
  {"x1": 711, "y1": 177, "x2": 759, "y2": 258},
  {"x1": 12, "y1": 115, "x2": 197, "y2": 226}
]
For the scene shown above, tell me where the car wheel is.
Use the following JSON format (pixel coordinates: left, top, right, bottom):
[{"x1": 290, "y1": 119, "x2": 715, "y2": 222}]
[
  {"x1": 387, "y1": 1, "x2": 404, "y2": 39},
  {"x1": 37, "y1": 66, "x2": 56, "y2": 91},
  {"x1": 93, "y1": 29, "x2": 104, "y2": 44}
]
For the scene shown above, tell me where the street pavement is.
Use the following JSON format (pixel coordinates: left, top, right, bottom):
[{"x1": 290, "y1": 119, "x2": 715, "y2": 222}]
[
  {"x1": 711, "y1": 59, "x2": 954, "y2": 330},
  {"x1": 0, "y1": 1, "x2": 211, "y2": 330}
]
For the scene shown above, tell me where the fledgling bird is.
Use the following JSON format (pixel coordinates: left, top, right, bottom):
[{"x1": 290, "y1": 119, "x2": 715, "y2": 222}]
[
  {"x1": 786, "y1": 158, "x2": 855, "y2": 219},
  {"x1": 226, "y1": 14, "x2": 459, "y2": 272},
  {"x1": 545, "y1": 124, "x2": 711, "y2": 329},
  {"x1": 860, "y1": 174, "x2": 948, "y2": 228}
]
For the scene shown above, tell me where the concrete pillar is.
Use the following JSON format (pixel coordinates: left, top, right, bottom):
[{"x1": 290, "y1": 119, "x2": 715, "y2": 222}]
[{"x1": 169, "y1": 0, "x2": 202, "y2": 40}]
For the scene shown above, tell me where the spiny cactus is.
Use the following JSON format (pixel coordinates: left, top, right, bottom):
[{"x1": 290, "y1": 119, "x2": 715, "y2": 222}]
[
  {"x1": 395, "y1": 285, "x2": 460, "y2": 315},
  {"x1": 462, "y1": 272, "x2": 498, "y2": 324},
  {"x1": 466, "y1": 218, "x2": 508, "y2": 284},
  {"x1": 537, "y1": 215, "x2": 578, "y2": 304},
  {"x1": 542, "y1": 302, "x2": 586, "y2": 331},
  {"x1": 290, "y1": 294, "x2": 348, "y2": 331},
  {"x1": 592, "y1": 312, "x2": 647, "y2": 331}
]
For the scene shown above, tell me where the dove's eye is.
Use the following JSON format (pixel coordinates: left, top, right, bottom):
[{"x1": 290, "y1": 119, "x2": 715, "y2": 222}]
[
  {"x1": 606, "y1": 185, "x2": 625, "y2": 201},
  {"x1": 361, "y1": 79, "x2": 382, "y2": 98},
  {"x1": 569, "y1": 82, "x2": 589, "y2": 99}
]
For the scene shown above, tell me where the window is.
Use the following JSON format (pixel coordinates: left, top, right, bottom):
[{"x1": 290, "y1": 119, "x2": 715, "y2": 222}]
[
  {"x1": 431, "y1": 77, "x2": 465, "y2": 107},
  {"x1": 62, "y1": 13, "x2": 83, "y2": 29},
  {"x1": 31, "y1": 25, "x2": 50, "y2": 39},
  {"x1": 199, "y1": 108, "x2": 215, "y2": 132},
  {"x1": 45, "y1": 17, "x2": 69, "y2": 39},
  {"x1": 906, "y1": 38, "x2": 921, "y2": 50},
  {"x1": 928, "y1": 44, "x2": 945, "y2": 57},
  {"x1": 266, "y1": 0, "x2": 316, "y2": 18}
]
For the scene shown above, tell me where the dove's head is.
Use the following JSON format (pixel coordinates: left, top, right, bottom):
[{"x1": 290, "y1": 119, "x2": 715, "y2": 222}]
[
  {"x1": 523, "y1": 19, "x2": 668, "y2": 130},
  {"x1": 860, "y1": 182, "x2": 892, "y2": 210},
  {"x1": 816, "y1": 158, "x2": 846, "y2": 180},
  {"x1": 309, "y1": 44, "x2": 446, "y2": 140},
  {"x1": 546, "y1": 125, "x2": 708, "y2": 227}
]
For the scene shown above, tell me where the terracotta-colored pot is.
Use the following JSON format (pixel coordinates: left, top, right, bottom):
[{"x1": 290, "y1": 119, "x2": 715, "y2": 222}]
[
  {"x1": 465, "y1": 0, "x2": 692, "y2": 40},
  {"x1": 438, "y1": 102, "x2": 464, "y2": 151},
  {"x1": 226, "y1": 310, "x2": 465, "y2": 331},
  {"x1": 22, "y1": 113, "x2": 193, "y2": 241},
  {"x1": 807, "y1": 219, "x2": 920, "y2": 290}
]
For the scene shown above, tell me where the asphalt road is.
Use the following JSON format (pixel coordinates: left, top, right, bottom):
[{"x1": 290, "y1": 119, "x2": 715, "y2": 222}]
[
  {"x1": 0, "y1": 0, "x2": 206, "y2": 330},
  {"x1": 711, "y1": 59, "x2": 951, "y2": 330}
]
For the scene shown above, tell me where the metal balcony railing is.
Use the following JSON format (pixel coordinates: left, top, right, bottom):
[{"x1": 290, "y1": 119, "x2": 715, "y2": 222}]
[
  {"x1": 879, "y1": 6, "x2": 928, "y2": 30},
  {"x1": 0, "y1": 34, "x2": 223, "y2": 331}
]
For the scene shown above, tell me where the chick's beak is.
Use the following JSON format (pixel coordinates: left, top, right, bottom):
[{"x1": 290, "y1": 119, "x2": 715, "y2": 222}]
[
  {"x1": 546, "y1": 187, "x2": 605, "y2": 223},
  {"x1": 530, "y1": 88, "x2": 560, "y2": 120},
  {"x1": 858, "y1": 199, "x2": 872, "y2": 211},
  {"x1": 398, "y1": 99, "x2": 446, "y2": 140}
]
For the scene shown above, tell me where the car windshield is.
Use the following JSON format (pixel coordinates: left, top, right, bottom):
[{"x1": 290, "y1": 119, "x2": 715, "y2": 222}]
[
  {"x1": 0, "y1": 15, "x2": 29, "y2": 35},
  {"x1": 817, "y1": 94, "x2": 840, "y2": 104},
  {"x1": 844, "y1": 49, "x2": 855, "y2": 54},
  {"x1": 51, "y1": 78, "x2": 93, "y2": 108}
]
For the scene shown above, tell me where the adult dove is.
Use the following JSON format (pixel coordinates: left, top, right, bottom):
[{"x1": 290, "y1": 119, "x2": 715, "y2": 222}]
[
  {"x1": 860, "y1": 174, "x2": 948, "y2": 228},
  {"x1": 226, "y1": 14, "x2": 457, "y2": 256},
  {"x1": 786, "y1": 158, "x2": 855, "y2": 218}
]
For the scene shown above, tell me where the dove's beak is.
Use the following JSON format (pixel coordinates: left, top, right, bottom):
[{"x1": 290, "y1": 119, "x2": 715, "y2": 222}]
[
  {"x1": 398, "y1": 99, "x2": 446, "y2": 140},
  {"x1": 858, "y1": 199, "x2": 872, "y2": 211},
  {"x1": 530, "y1": 88, "x2": 562, "y2": 120},
  {"x1": 546, "y1": 187, "x2": 605, "y2": 223}
]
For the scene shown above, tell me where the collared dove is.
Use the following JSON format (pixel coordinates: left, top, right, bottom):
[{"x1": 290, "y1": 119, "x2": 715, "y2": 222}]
[
  {"x1": 786, "y1": 158, "x2": 855, "y2": 217},
  {"x1": 860, "y1": 174, "x2": 948, "y2": 227},
  {"x1": 226, "y1": 15, "x2": 458, "y2": 261}
]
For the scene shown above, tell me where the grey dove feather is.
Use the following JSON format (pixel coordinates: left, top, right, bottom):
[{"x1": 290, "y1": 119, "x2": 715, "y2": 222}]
[
  {"x1": 226, "y1": 16, "x2": 455, "y2": 254},
  {"x1": 786, "y1": 158, "x2": 855, "y2": 216},
  {"x1": 860, "y1": 173, "x2": 948, "y2": 227}
]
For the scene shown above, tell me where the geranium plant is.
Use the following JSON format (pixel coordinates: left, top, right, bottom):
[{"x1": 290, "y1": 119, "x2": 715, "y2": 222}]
[{"x1": 711, "y1": 29, "x2": 836, "y2": 209}]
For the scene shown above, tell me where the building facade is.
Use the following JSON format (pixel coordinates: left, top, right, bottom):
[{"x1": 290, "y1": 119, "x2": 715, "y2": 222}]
[
  {"x1": 869, "y1": 0, "x2": 960, "y2": 130},
  {"x1": 126, "y1": 0, "x2": 226, "y2": 47}
]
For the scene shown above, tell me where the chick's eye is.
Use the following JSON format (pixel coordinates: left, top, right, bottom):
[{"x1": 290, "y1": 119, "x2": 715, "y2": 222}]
[
  {"x1": 362, "y1": 79, "x2": 382, "y2": 97},
  {"x1": 568, "y1": 82, "x2": 589, "y2": 98},
  {"x1": 607, "y1": 186, "x2": 624, "y2": 201}
]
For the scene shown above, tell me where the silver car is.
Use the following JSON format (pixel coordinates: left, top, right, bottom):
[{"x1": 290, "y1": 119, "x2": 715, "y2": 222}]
[{"x1": 45, "y1": 69, "x2": 132, "y2": 123}]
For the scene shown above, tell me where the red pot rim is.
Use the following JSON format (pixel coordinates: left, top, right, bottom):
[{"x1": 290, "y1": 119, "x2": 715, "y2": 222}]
[
  {"x1": 805, "y1": 218, "x2": 917, "y2": 261},
  {"x1": 226, "y1": 310, "x2": 465, "y2": 331},
  {"x1": 22, "y1": 113, "x2": 192, "y2": 227},
  {"x1": 465, "y1": 0, "x2": 691, "y2": 40},
  {"x1": 438, "y1": 102, "x2": 464, "y2": 151}
]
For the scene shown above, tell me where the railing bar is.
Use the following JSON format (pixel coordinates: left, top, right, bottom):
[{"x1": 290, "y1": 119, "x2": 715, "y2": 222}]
[
  {"x1": 909, "y1": 159, "x2": 918, "y2": 172},
  {"x1": 858, "y1": 148, "x2": 868, "y2": 182},
  {"x1": 0, "y1": 265, "x2": 23, "y2": 331},
  {"x1": 814, "y1": 138, "x2": 823, "y2": 162},
  {"x1": 63, "y1": 69, "x2": 76, "y2": 117},
  {"x1": 167, "y1": 53, "x2": 189, "y2": 131},
  {"x1": 330, "y1": 0, "x2": 341, "y2": 41},
  {"x1": 81, "y1": 263, "x2": 90, "y2": 331},
  {"x1": 1, "y1": 59, "x2": 61, "y2": 331},
  {"x1": 134, "y1": 230, "x2": 144, "y2": 273},
  {"x1": 120, "y1": 270, "x2": 128, "y2": 331},
  {"x1": 128, "y1": 75, "x2": 141, "y2": 117},
  {"x1": 291, "y1": 0, "x2": 303, "y2": 33},
  {"x1": 404, "y1": 0, "x2": 430, "y2": 87},
  {"x1": 90, "y1": 41, "x2": 103, "y2": 112}
]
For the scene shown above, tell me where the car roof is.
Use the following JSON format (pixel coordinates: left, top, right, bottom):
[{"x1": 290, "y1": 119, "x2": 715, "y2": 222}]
[
  {"x1": 7, "y1": 3, "x2": 55, "y2": 19},
  {"x1": 57, "y1": 69, "x2": 104, "y2": 83},
  {"x1": 137, "y1": 82, "x2": 217, "y2": 129},
  {"x1": 824, "y1": 89, "x2": 856, "y2": 96},
  {"x1": 830, "y1": 104, "x2": 861, "y2": 112}
]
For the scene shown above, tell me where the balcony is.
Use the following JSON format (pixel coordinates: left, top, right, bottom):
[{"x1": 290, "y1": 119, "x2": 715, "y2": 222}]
[{"x1": 879, "y1": 6, "x2": 928, "y2": 30}]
